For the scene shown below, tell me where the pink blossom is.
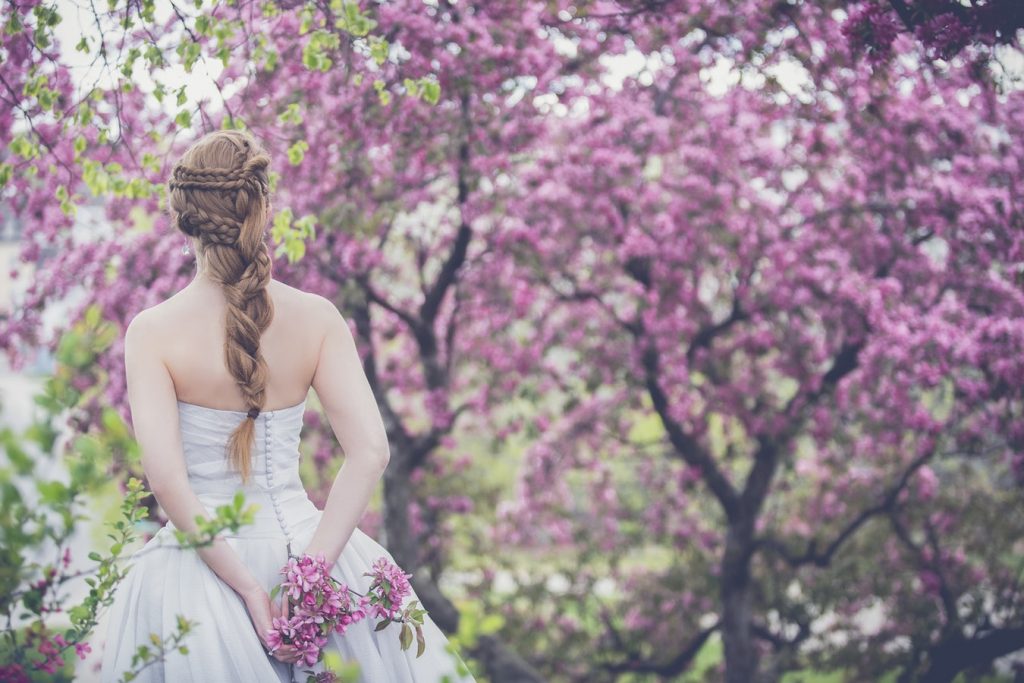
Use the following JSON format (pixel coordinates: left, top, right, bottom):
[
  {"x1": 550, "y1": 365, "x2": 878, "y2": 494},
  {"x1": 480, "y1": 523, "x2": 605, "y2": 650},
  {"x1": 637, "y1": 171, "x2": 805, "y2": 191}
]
[{"x1": 269, "y1": 552, "x2": 418, "y2": 665}]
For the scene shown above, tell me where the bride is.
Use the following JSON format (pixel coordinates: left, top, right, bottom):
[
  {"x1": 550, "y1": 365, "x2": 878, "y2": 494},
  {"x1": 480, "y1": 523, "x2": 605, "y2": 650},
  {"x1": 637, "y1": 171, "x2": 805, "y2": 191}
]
[{"x1": 99, "y1": 129, "x2": 475, "y2": 682}]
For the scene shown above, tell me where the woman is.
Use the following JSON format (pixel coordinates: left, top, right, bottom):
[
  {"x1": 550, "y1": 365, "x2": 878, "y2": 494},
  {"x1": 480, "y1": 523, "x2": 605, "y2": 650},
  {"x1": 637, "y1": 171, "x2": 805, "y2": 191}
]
[{"x1": 99, "y1": 130, "x2": 475, "y2": 682}]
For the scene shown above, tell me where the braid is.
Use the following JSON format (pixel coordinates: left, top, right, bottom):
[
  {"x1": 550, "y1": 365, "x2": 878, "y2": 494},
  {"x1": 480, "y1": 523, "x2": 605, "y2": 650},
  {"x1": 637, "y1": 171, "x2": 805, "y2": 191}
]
[{"x1": 167, "y1": 130, "x2": 275, "y2": 485}]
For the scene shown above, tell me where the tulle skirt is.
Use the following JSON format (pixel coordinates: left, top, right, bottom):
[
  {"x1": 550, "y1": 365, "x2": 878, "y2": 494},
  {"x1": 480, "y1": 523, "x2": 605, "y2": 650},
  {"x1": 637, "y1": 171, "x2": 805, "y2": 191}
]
[{"x1": 99, "y1": 511, "x2": 475, "y2": 683}]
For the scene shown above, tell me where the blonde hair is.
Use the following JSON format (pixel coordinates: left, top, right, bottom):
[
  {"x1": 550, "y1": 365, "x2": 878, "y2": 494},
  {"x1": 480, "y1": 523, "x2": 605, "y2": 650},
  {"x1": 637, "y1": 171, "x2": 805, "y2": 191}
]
[{"x1": 167, "y1": 129, "x2": 274, "y2": 485}]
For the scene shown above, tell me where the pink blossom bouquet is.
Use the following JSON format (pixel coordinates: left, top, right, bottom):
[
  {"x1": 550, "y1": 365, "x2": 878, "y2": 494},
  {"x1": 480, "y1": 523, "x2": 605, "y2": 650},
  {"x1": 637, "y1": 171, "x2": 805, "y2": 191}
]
[{"x1": 266, "y1": 551, "x2": 430, "y2": 676}]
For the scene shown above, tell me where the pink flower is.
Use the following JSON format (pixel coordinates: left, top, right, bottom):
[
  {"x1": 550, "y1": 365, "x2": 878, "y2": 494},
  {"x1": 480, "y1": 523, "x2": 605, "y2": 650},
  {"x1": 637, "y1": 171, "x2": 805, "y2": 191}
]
[
  {"x1": 268, "y1": 552, "x2": 373, "y2": 665},
  {"x1": 0, "y1": 663, "x2": 30, "y2": 683},
  {"x1": 268, "y1": 551, "x2": 424, "y2": 665},
  {"x1": 365, "y1": 557, "x2": 413, "y2": 621},
  {"x1": 33, "y1": 632, "x2": 65, "y2": 674}
]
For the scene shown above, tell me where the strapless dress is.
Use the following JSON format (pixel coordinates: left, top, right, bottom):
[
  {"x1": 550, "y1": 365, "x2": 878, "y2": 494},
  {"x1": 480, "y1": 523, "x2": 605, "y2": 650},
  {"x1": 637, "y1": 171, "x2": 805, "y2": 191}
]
[{"x1": 99, "y1": 396, "x2": 475, "y2": 683}]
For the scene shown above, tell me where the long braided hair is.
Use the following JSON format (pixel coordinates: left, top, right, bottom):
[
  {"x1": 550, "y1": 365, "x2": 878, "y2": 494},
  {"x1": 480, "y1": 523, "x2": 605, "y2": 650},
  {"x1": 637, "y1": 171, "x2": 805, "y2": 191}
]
[{"x1": 167, "y1": 129, "x2": 274, "y2": 485}]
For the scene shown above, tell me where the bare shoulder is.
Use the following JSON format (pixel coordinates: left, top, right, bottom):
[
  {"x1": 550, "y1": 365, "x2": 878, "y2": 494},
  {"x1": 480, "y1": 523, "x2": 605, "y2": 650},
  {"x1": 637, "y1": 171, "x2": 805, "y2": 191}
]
[
  {"x1": 286, "y1": 286, "x2": 345, "y2": 327},
  {"x1": 269, "y1": 281, "x2": 349, "y2": 347},
  {"x1": 270, "y1": 281, "x2": 337, "y2": 320},
  {"x1": 124, "y1": 304, "x2": 164, "y2": 347},
  {"x1": 123, "y1": 305, "x2": 168, "y2": 368},
  {"x1": 125, "y1": 290, "x2": 188, "y2": 342}
]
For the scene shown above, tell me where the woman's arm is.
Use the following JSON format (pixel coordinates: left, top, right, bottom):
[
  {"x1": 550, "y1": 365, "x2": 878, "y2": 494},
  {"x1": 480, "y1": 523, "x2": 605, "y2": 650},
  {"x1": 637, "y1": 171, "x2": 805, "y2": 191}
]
[
  {"x1": 301, "y1": 296, "x2": 391, "y2": 567},
  {"x1": 124, "y1": 310, "x2": 263, "y2": 600}
]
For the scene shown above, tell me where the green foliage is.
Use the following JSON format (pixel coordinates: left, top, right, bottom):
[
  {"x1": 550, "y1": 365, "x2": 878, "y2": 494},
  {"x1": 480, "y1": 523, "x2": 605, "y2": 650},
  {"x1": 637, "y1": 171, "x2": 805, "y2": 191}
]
[
  {"x1": 170, "y1": 490, "x2": 260, "y2": 546},
  {"x1": 403, "y1": 76, "x2": 442, "y2": 104},
  {"x1": 373, "y1": 78, "x2": 391, "y2": 106},
  {"x1": 8, "y1": 134, "x2": 39, "y2": 161},
  {"x1": 120, "y1": 613, "x2": 197, "y2": 682},
  {"x1": 80, "y1": 158, "x2": 158, "y2": 200},
  {"x1": 287, "y1": 139, "x2": 309, "y2": 165},
  {"x1": 302, "y1": 29, "x2": 341, "y2": 72},
  {"x1": 55, "y1": 184, "x2": 76, "y2": 217},
  {"x1": 5, "y1": 0, "x2": 436, "y2": 229},
  {"x1": 175, "y1": 41, "x2": 202, "y2": 73},
  {"x1": 21, "y1": 72, "x2": 60, "y2": 112},
  {"x1": 329, "y1": 0, "x2": 377, "y2": 37},
  {"x1": 368, "y1": 35, "x2": 388, "y2": 65},
  {"x1": 0, "y1": 308, "x2": 259, "y2": 680},
  {"x1": 277, "y1": 102, "x2": 304, "y2": 126},
  {"x1": 317, "y1": 648, "x2": 361, "y2": 682},
  {"x1": 271, "y1": 206, "x2": 318, "y2": 263}
]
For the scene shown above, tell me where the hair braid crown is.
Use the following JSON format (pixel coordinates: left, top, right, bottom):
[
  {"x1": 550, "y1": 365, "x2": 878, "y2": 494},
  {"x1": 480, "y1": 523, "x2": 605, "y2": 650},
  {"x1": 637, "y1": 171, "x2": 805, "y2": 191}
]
[{"x1": 167, "y1": 129, "x2": 276, "y2": 485}]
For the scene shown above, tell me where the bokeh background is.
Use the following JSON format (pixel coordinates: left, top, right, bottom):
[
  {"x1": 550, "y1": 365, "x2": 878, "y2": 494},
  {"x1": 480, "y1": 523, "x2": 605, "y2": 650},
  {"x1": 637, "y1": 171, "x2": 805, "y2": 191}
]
[{"x1": 2, "y1": 1, "x2": 1024, "y2": 681}]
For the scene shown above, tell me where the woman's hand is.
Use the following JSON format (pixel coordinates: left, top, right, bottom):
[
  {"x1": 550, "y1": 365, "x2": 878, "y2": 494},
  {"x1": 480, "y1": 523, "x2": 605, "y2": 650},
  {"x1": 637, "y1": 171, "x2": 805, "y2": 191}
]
[{"x1": 241, "y1": 586, "x2": 302, "y2": 665}]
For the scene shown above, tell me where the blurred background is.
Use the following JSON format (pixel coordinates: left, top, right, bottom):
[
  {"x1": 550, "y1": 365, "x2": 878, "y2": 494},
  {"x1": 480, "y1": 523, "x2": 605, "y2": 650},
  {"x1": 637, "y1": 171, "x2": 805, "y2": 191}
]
[{"x1": 2, "y1": 1, "x2": 1024, "y2": 681}]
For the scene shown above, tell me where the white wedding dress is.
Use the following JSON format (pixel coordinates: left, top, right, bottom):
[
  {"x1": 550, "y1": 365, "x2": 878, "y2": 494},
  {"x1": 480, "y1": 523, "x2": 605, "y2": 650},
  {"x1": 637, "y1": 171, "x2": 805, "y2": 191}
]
[{"x1": 100, "y1": 396, "x2": 475, "y2": 683}]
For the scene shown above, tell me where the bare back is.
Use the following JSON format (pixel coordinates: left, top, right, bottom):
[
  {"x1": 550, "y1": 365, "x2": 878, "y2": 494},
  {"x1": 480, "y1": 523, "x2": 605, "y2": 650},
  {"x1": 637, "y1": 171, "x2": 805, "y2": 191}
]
[
  {"x1": 124, "y1": 272, "x2": 389, "y2": 500},
  {"x1": 153, "y1": 277, "x2": 322, "y2": 411}
]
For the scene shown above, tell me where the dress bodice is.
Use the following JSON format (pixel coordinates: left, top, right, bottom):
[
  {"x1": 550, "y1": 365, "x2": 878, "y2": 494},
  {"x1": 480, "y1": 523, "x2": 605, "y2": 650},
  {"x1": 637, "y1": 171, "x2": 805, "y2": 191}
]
[{"x1": 167, "y1": 396, "x2": 318, "y2": 546}]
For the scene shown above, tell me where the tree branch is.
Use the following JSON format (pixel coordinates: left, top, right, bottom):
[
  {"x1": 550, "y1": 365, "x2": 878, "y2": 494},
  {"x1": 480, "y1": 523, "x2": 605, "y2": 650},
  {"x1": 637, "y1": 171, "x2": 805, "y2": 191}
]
[
  {"x1": 641, "y1": 342, "x2": 741, "y2": 519},
  {"x1": 920, "y1": 627, "x2": 1024, "y2": 683},
  {"x1": 685, "y1": 296, "x2": 747, "y2": 365},
  {"x1": 420, "y1": 86, "x2": 473, "y2": 325},
  {"x1": 755, "y1": 446, "x2": 935, "y2": 567},
  {"x1": 600, "y1": 618, "x2": 720, "y2": 676}
]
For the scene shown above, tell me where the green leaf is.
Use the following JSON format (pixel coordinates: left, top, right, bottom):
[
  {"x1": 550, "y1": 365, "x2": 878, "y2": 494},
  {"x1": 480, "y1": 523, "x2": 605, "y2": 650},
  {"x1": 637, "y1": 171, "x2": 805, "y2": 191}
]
[
  {"x1": 373, "y1": 78, "x2": 391, "y2": 106},
  {"x1": 36, "y1": 479, "x2": 69, "y2": 504},
  {"x1": 69, "y1": 604, "x2": 90, "y2": 621},
  {"x1": 415, "y1": 623, "x2": 425, "y2": 657},
  {"x1": 286, "y1": 140, "x2": 308, "y2": 165},
  {"x1": 369, "y1": 35, "x2": 388, "y2": 65},
  {"x1": 9, "y1": 134, "x2": 37, "y2": 160},
  {"x1": 479, "y1": 613, "x2": 505, "y2": 635},
  {"x1": 399, "y1": 622, "x2": 412, "y2": 650},
  {"x1": 277, "y1": 102, "x2": 303, "y2": 125},
  {"x1": 421, "y1": 79, "x2": 441, "y2": 105}
]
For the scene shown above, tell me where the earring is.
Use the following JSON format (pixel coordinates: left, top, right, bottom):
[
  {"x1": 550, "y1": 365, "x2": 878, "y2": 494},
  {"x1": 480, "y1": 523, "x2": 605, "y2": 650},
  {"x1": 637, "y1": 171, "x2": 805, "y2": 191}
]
[{"x1": 182, "y1": 241, "x2": 191, "y2": 255}]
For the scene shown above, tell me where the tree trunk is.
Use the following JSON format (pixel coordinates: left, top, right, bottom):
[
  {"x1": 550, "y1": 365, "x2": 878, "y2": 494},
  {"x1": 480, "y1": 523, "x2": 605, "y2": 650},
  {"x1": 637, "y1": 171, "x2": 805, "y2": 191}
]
[
  {"x1": 720, "y1": 519, "x2": 759, "y2": 683},
  {"x1": 380, "y1": 453, "x2": 417, "y2": 570},
  {"x1": 380, "y1": 444, "x2": 543, "y2": 682}
]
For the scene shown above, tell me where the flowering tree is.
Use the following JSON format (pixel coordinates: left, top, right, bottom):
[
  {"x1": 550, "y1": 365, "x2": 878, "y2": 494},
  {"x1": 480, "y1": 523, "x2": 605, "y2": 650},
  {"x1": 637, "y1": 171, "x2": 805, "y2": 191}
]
[
  {"x1": 1, "y1": 0, "x2": 582, "y2": 679},
  {"x1": 574, "y1": 0, "x2": 1023, "y2": 66},
  {"x1": 493, "y1": 2, "x2": 1024, "y2": 681},
  {"x1": 4, "y1": 0, "x2": 1023, "y2": 681},
  {"x1": 843, "y1": 0, "x2": 1023, "y2": 64}
]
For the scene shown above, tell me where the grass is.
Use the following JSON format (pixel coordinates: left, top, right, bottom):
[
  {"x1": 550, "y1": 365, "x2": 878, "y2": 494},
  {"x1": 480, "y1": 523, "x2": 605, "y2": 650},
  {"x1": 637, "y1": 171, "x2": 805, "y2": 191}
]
[{"x1": 676, "y1": 636, "x2": 1014, "y2": 683}]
